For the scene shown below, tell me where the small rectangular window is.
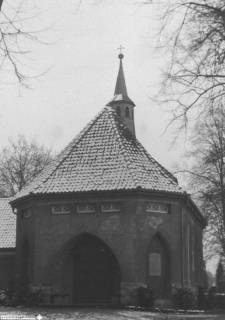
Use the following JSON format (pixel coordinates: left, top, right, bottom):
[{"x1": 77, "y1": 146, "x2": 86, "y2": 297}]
[
  {"x1": 101, "y1": 203, "x2": 120, "y2": 213},
  {"x1": 76, "y1": 203, "x2": 96, "y2": 214},
  {"x1": 145, "y1": 202, "x2": 169, "y2": 214},
  {"x1": 51, "y1": 204, "x2": 71, "y2": 215}
]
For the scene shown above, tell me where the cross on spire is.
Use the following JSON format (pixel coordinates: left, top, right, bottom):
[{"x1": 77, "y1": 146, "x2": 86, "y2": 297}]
[
  {"x1": 118, "y1": 45, "x2": 124, "y2": 54},
  {"x1": 118, "y1": 45, "x2": 124, "y2": 59}
]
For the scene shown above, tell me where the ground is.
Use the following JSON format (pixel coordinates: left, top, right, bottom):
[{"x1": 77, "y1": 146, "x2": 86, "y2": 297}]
[{"x1": 0, "y1": 308, "x2": 224, "y2": 320}]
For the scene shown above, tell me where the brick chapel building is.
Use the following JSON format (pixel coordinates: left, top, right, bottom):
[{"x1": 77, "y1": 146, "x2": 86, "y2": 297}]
[{"x1": 10, "y1": 53, "x2": 206, "y2": 306}]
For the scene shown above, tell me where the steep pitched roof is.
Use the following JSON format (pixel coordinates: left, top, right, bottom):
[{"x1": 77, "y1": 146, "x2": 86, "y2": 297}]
[
  {"x1": 0, "y1": 198, "x2": 16, "y2": 248},
  {"x1": 12, "y1": 107, "x2": 183, "y2": 202}
]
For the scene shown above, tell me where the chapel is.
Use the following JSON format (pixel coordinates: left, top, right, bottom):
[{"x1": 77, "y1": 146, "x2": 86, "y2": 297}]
[{"x1": 10, "y1": 53, "x2": 206, "y2": 306}]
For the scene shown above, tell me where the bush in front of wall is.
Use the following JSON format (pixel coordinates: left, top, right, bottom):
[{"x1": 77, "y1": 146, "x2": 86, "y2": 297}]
[
  {"x1": 136, "y1": 287, "x2": 154, "y2": 308},
  {"x1": 172, "y1": 287, "x2": 195, "y2": 309},
  {"x1": 197, "y1": 286, "x2": 207, "y2": 309},
  {"x1": 14, "y1": 284, "x2": 44, "y2": 306}
]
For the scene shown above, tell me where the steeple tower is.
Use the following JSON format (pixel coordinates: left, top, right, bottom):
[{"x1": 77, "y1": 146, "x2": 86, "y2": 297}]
[{"x1": 107, "y1": 51, "x2": 136, "y2": 136}]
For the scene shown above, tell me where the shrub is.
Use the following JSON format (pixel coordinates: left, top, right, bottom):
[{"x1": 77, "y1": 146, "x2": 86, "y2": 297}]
[
  {"x1": 172, "y1": 288, "x2": 195, "y2": 309},
  {"x1": 205, "y1": 287, "x2": 225, "y2": 309},
  {"x1": 214, "y1": 293, "x2": 225, "y2": 309},
  {"x1": 207, "y1": 286, "x2": 217, "y2": 309},
  {"x1": 137, "y1": 287, "x2": 154, "y2": 308},
  {"x1": 197, "y1": 287, "x2": 207, "y2": 309},
  {"x1": 14, "y1": 284, "x2": 44, "y2": 306},
  {"x1": 0, "y1": 290, "x2": 9, "y2": 305},
  {"x1": 25, "y1": 287, "x2": 43, "y2": 306}
]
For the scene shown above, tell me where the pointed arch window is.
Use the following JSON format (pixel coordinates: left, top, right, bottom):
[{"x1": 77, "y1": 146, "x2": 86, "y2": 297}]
[
  {"x1": 125, "y1": 106, "x2": 130, "y2": 118},
  {"x1": 148, "y1": 234, "x2": 171, "y2": 295}
]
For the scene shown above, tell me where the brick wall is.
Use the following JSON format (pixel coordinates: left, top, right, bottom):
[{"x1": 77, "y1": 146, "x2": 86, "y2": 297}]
[{"x1": 15, "y1": 192, "x2": 204, "y2": 305}]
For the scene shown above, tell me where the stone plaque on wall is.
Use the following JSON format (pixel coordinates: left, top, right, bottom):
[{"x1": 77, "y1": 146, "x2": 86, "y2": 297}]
[
  {"x1": 149, "y1": 253, "x2": 161, "y2": 276},
  {"x1": 100, "y1": 202, "x2": 120, "y2": 213},
  {"x1": 76, "y1": 203, "x2": 96, "y2": 214},
  {"x1": 51, "y1": 204, "x2": 71, "y2": 215},
  {"x1": 145, "y1": 202, "x2": 169, "y2": 214}
]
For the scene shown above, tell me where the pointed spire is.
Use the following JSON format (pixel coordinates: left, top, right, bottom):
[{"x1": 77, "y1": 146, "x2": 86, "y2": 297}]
[
  {"x1": 107, "y1": 51, "x2": 135, "y2": 107},
  {"x1": 107, "y1": 49, "x2": 136, "y2": 137},
  {"x1": 114, "y1": 54, "x2": 128, "y2": 96}
]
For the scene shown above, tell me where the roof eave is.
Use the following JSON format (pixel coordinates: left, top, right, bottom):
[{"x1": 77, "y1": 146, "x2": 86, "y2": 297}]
[
  {"x1": 106, "y1": 96, "x2": 135, "y2": 107},
  {"x1": 11, "y1": 188, "x2": 206, "y2": 227},
  {"x1": 10, "y1": 187, "x2": 185, "y2": 207}
]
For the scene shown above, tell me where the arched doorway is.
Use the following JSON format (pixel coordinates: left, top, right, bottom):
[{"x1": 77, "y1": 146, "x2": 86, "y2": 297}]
[
  {"x1": 148, "y1": 234, "x2": 170, "y2": 297},
  {"x1": 73, "y1": 234, "x2": 120, "y2": 304}
]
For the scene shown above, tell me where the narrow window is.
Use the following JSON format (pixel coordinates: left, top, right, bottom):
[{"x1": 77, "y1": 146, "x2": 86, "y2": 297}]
[
  {"x1": 187, "y1": 224, "x2": 191, "y2": 284},
  {"x1": 149, "y1": 252, "x2": 161, "y2": 276},
  {"x1": 191, "y1": 230, "x2": 195, "y2": 272},
  {"x1": 117, "y1": 106, "x2": 120, "y2": 116},
  {"x1": 125, "y1": 106, "x2": 129, "y2": 118}
]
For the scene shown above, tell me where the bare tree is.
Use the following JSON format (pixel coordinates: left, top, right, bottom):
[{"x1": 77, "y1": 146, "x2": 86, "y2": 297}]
[
  {"x1": 155, "y1": 0, "x2": 225, "y2": 128},
  {"x1": 0, "y1": 1, "x2": 44, "y2": 86},
  {"x1": 177, "y1": 105, "x2": 225, "y2": 259},
  {"x1": 0, "y1": 135, "x2": 53, "y2": 196}
]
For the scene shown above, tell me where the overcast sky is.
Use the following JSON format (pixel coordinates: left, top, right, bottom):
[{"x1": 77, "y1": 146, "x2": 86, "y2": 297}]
[{"x1": 0, "y1": 0, "x2": 185, "y2": 171}]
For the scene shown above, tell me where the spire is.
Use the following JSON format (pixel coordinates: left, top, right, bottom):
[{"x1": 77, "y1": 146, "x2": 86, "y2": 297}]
[
  {"x1": 114, "y1": 53, "x2": 128, "y2": 96},
  {"x1": 107, "y1": 49, "x2": 136, "y2": 137},
  {"x1": 107, "y1": 50, "x2": 135, "y2": 107}
]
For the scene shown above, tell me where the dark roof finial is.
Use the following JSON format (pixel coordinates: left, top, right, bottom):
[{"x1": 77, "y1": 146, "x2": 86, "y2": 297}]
[{"x1": 118, "y1": 45, "x2": 124, "y2": 60}]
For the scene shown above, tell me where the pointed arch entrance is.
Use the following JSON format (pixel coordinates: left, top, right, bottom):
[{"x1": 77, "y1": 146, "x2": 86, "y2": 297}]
[
  {"x1": 73, "y1": 234, "x2": 120, "y2": 304},
  {"x1": 148, "y1": 233, "x2": 170, "y2": 297}
]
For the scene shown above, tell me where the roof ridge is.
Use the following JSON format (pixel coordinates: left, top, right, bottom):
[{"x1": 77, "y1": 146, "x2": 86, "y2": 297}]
[
  {"x1": 109, "y1": 107, "x2": 179, "y2": 189},
  {"x1": 31, "y1": 108, "x2": 107, "y2": 193},
  {"x1": 108, "y1": 108, "x2": 140, "y2": 188},
  {"x1": 135, "y1": 139, "x2": 178, "y2": 184}
]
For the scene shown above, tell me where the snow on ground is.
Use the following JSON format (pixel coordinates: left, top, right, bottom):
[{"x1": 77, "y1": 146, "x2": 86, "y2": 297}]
[{"x1": 0, "y1": 307, "x2": 224, "y2": 320}]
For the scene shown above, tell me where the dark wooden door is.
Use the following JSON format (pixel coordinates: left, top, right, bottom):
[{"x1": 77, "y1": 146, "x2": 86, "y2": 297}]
[
  {"x1": 148, "y1": 235, "x2": 170, "y2": 297},
  {"x1": 73, "y1": 236, "x2": 120, "y2": 304}
]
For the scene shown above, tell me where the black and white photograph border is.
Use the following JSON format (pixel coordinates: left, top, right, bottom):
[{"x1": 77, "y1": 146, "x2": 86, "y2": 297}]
[{"x1": 0, "y1": 0, "x2": 224, "y2": 319}]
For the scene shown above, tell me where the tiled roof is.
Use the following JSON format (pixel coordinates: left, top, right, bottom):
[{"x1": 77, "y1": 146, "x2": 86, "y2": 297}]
[
  {"x1": 12, "y1": 107, "x2": 184, "y2": 201},
  {"x1": 0, "y1": 199, "x2": 16, "y2": 248}
]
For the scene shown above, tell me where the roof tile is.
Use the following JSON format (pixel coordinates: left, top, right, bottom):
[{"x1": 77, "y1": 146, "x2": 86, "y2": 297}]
[
  {"x1": 12, "y1": 107, "x2": 183, "y2": 201},
  {"x1": 0, "y1": 199, "x2": 16, "y2": 248}
]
